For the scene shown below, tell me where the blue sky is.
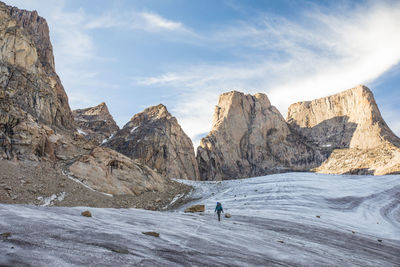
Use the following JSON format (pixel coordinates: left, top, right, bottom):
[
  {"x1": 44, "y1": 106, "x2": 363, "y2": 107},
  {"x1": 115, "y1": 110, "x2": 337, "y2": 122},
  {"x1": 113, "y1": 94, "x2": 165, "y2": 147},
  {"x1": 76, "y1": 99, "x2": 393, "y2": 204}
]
[{"x1": 7, "y1": 0, "x2": 400, "y2": 146}]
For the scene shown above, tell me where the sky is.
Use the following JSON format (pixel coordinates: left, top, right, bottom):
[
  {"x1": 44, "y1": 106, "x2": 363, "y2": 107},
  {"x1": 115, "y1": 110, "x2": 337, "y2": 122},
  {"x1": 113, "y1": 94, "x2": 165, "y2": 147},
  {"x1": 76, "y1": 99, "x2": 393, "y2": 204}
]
[{"x1": 6, "y1": 0, "x2": 400, "y2": 147}]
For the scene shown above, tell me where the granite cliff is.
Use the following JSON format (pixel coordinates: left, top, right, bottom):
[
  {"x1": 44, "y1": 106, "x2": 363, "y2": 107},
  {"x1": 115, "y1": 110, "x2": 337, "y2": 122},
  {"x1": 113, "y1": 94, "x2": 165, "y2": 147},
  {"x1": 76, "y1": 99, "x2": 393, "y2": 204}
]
[
  {"x1": 287, "y1": 85, "x2": 400, "y2": 175},
  {"x1": 0, "y1": 1, "x2": 76, "y2": 161},
  {"x1": 196, "y1": 91, "x2": 319, "y2": 181},
  {"x1": 105, "y1": 104, "x2": 200, "y2": 180},
  {"x1": 196, "y1": 87, "x2": 400, "y2": 180}
]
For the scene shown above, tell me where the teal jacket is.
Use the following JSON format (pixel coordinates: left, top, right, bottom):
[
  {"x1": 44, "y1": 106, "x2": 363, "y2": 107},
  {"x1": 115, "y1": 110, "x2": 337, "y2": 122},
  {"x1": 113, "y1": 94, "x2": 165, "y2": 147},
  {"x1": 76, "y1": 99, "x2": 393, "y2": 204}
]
[{"x1": 215, "y1": 204, "x2": 223, "y2": 212}]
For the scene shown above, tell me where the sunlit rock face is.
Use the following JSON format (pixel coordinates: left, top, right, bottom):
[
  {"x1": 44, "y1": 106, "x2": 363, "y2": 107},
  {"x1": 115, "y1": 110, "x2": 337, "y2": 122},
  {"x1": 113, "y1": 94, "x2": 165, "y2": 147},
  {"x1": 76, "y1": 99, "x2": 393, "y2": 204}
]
[
  {"x1": 196, "y1": 91, "x2": 318, "y2": 181},
  {"x1": 0, "y1": 2, "x2": 174, "y2": 202},
  {"x1": 287, "y1": 85, "x2": 400, "y2": 175},
  {"x1": 68, "y1": 147, "x2": 166, "y2": 196},
  {"x1": 0, "y1": 2, "x2": 75, "y2": 160},
  {"x1": 73, "y1": 102, "x2": 119, "y2": 145},
  {"x1": 105, "y1": 104, "x2": 200, "y2": 180}
]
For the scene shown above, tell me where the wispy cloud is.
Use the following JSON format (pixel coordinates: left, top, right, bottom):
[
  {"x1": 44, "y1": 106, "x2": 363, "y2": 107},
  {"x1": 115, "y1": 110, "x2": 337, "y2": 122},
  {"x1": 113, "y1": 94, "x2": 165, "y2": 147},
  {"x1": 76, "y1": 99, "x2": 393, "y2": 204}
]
[
  {"x1": 138, "y1": 12, "x2": 185, "y2": 31},
  {"x1": 85, "y1": 10, "x2": 190, "y2": 33},
  {"x1": 136, "y1": 1, "x2": 400, "y2": 146}
]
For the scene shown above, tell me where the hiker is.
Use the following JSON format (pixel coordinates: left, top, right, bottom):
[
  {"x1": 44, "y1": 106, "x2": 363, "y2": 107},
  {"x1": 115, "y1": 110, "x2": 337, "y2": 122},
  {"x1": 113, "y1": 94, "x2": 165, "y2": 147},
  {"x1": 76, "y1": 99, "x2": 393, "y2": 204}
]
[{"x1": 215, "y1": 202, "x2": 223, "y2": 221}]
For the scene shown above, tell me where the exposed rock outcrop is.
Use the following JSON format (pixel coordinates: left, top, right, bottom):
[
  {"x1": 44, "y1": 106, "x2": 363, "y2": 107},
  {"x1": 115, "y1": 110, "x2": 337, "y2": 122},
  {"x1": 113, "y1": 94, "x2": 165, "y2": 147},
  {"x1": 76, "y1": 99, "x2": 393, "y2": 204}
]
[
  {"x1": 68, "y1": 147, "x2": 166, "y2": 196},
  {"x1": 196, "y1": 91, "x2": 319, "y2": 181},
  {"x1": 105, "y1": 104, "x2": 199, "y2": 180},
  {"x1": 0, "y1": 1, "x2": 75, "y2": 160},
  {"x1": 1, "y1": 2, "x2": 74, "y2": 129},
  {"x1": 73, "y1": 102, "x2": 119, "y2": 145},
  {"x1": 287, "y1": 85, "x2": 400, "y2": 175},
  {"x1": 0, "y1": 2, "x2": 189, "y2": 208}
]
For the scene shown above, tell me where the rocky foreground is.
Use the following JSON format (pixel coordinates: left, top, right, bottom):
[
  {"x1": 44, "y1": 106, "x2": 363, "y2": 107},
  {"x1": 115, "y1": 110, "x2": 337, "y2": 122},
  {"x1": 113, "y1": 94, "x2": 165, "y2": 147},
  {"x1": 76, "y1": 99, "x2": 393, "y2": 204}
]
[{"x1": 0, "y1": 160, "x2": 191, "y2": 210}]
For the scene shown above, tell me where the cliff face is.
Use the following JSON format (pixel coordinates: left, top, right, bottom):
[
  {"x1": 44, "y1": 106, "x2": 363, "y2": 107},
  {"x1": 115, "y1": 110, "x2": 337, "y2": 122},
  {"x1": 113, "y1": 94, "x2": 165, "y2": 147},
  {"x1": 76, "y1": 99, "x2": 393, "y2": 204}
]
[
  {"x1": 287, "y1": 85, "x2": 400, "y2": 175},
  {"x1": 0, "y1": 2, "x2": 176, "y2": 203},
  {"x1": 105, "y1": 104, "x2": 200, "y2": 180},
  {"x1": 287, "y1": 85, "x2": 400, "y2": 150},
  {"x1": 1, "y1": 2, "x2": 74, "y2": 129},
  {"x1": 196, "y1": 91, "x2": 318, "y2": 181},
  {"x1": 73, "y1": 102, "x2": 119, "y2": 145},
  {"x1": 0, "y1": 2, "x2": 75, "y2": 160}
]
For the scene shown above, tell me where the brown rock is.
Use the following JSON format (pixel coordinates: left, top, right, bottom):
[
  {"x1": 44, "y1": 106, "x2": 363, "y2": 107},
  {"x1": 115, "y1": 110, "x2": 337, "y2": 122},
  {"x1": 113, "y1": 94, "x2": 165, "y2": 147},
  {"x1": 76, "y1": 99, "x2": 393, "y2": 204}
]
[
  {"x1": 0, "y1": 232, "x2": 11, "y2": 239},
  {"x1": 73, "y1": 102, "x2": 119, "y2": 145},
  {"x1": 1, "y1": 2, "x2": 74, "y2": 129},
  {"x1": 81, "y1": 210, "x2": 91, "y2": 217},
  {"x1": 0, "y1": 2, "x2": 75, "y2": 161},
  {"x1": 197, "y1": 91, "x2": 318, "y2": 180},
  {"x1": 184, "y1": 204, "x2": 205, "y2": 213},
  {"x1": 287, "y1": 85, "x2": 400, "y2": 175},
  {"x1": 105, "y1": 104, "x2": 199, "y2": 180},
  {"x1": 68, "y1": 147, "x2": 167, "y2": 196},
  {"x1": 225, "y1": 213, "x2": 232, "y2": 218},
  {"x1": 142, "y1": 231, "x2": 160, "y2": 237}
]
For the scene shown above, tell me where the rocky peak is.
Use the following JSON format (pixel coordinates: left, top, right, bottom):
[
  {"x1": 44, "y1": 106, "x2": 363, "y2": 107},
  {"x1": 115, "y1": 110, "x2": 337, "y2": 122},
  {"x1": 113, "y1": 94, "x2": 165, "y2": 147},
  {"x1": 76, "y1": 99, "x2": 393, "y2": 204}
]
[
  {"x1": 105, "y1": 104, "x2": 200, "y2": 180},
  {"x1": 197, "y1": 91, "x2": 317, "y2": 181},
  {"x1": 73, "y1": 102, "x2": 119, "y2": 145},
  {"x1": 287, "y1": 85, "x2": 400, "y2": 150},
  {"x1": 130, "y1": 104, "x2": 170, "y2": 123},
  {"x1": 287, "y1": 85, "x2": 400, "y2": 175}
]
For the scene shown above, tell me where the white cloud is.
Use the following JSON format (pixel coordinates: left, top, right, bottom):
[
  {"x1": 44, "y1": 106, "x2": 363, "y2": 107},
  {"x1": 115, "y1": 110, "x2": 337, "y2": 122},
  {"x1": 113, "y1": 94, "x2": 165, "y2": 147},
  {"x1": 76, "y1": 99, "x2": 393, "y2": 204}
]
[
  {"x1": 84, "y1": 10, "x2": 189, "y2": 34},
  {"x1": 138, "y1": 12, "x2": 185, "y2": 31},
  {"x1": 136, "y1": 1, "x2": 400, "y2": 147}
]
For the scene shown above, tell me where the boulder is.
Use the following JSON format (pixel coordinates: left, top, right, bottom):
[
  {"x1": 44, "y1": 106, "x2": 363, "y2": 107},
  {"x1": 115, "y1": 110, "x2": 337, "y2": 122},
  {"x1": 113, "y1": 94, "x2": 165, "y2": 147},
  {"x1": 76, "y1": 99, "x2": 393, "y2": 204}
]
[
  {"x1": 142, "y1": 231, "x2": 160, "y2": 237},
  {"x1": 81, "y1": 210, "x2": 92, "y2": 217},
  {"x1": 184, "y1": 204, "x2": 205, "y2": 213},
  {"x1": 105, "y1": 104, "x2": 199, "y2": 180},
  {"x1": 225, "y1": 213, "x2": 232, "y2": 218}
]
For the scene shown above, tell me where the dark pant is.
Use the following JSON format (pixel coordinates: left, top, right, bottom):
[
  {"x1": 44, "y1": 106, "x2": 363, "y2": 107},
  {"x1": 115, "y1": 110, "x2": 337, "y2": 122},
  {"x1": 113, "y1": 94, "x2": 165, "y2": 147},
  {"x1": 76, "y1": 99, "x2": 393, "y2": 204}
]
[{"x1": 217, "y1": 211, "x2": 221, "y2": 221}]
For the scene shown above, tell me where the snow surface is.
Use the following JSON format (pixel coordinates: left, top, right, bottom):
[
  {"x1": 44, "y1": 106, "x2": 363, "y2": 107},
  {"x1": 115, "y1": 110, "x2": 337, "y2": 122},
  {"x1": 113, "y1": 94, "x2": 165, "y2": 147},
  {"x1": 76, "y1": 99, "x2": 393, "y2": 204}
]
[
  {"x1": 101, "y1": 134, "x2": 114, "y2": 145},
  {"x1": 77, "y1": 129, "x2": 87, "y2": 136},
  {"x1": 1, "y1": 173, "x2": 399, "y2": 266},
  {"x1": 63, "y1": 171, "x2": 113, "y2": 197},
  {"x1": 130, "y1": 126, "x2": 139, "y2": 133},
  {"x1": 37, "y1": 192, "x2": 66, "y2": 206}
]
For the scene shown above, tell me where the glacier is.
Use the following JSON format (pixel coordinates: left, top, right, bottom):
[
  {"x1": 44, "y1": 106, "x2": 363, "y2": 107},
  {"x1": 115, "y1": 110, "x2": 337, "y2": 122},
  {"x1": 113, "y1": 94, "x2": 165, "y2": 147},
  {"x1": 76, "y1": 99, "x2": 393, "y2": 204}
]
[{"x1": 0, "y1": 172, "x2": 399, "y2": 266}]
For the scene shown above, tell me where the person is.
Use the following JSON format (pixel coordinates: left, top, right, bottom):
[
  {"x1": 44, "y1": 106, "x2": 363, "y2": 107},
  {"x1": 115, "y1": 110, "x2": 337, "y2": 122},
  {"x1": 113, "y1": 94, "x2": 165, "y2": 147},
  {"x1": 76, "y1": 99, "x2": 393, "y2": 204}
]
[{"x1": 215, "y1": 202, "x2": 223, "y2": 221}]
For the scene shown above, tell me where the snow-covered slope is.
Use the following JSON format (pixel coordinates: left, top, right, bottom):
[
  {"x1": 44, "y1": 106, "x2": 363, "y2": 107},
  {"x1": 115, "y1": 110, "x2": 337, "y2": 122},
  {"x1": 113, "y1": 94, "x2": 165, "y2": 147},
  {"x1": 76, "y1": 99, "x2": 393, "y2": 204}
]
[
  {"x1": 179, "y1": 173, "x2": 400, "y2": 240},
  {"x1": 1, "y1": 173, "x2": 400, "y2": 266}
]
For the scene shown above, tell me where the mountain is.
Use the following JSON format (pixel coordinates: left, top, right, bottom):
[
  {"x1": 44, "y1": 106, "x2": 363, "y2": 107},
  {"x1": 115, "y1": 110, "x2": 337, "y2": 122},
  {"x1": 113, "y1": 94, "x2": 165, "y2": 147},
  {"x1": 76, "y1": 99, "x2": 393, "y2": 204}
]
[
  {"x1": 105, "y1": 104, "x2": 200, "y2": 180},
  {"x1": 0, "y1": 1, "x2": 76, "y2": 161},
  {"x1": 287, "y1": 85, "x2": 400, "y2": 175},
  {"x1": 73, "y1": 102, "x2": 119, "y2": 145},
  {"x1": 196, "y1": 91, "x2": 320, "y2": 181},
  {"x1": 0, "y1": 2, "x2": 189, "y2": 208},
  {"x1": 197, "y1": 87, "x2": 400, "y2": 180}
]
